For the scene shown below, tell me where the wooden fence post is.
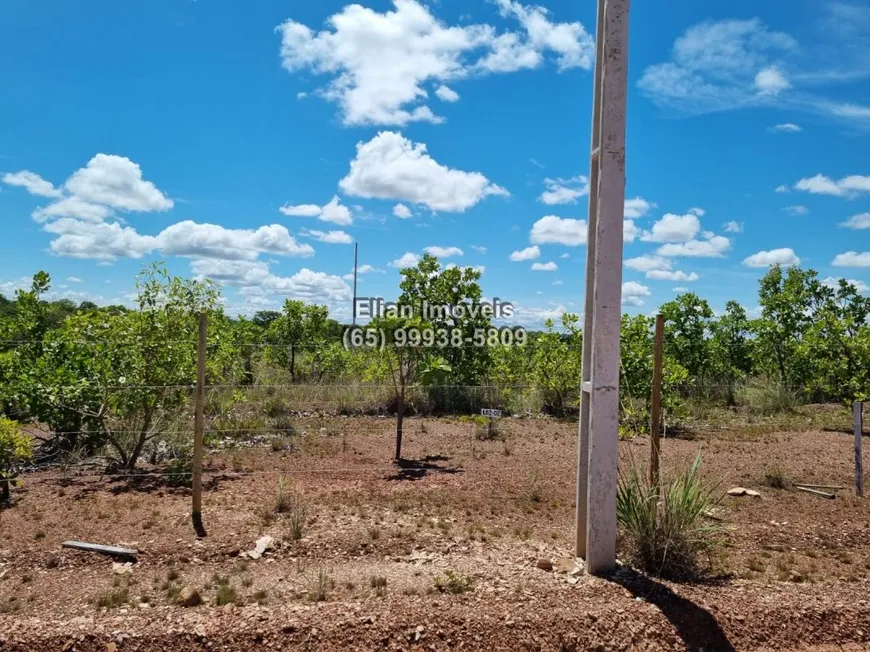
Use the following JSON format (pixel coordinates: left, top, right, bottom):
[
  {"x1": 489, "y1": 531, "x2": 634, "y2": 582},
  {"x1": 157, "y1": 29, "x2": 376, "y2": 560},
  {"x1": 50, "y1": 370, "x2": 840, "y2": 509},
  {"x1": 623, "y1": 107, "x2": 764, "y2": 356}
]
[
  {"x1": 192, "y1": 311, "x2": 207, "y2": 537},
  {"x1": 855, "y1": 401, "x2": 864, "y2": 498},
  {"x1": 649, "y1": 314, "x2": 664, "y2": 489}
]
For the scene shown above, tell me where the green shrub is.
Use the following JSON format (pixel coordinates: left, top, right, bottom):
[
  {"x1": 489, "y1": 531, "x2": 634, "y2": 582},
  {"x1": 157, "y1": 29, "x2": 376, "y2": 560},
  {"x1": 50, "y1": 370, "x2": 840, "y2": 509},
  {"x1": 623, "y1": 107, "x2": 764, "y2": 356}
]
[
  {"x1": 163, "y1": 448, "x2": 192, "y2": 487},
  {"x1": 95, "y1": 587, "x2": 129, "y2": 609},
  {"x1": 0, "y1": 418, "x2": 32, "y2": 502},
  {"x1": 433, "y1": 570, "x2": 473, "y2": 594},
  {"x1": 215, "y1": 582, "x2": 237, "y2": 606},
  {"x1": 616, "y1": 452, "x2": 723, "y2": 581}
]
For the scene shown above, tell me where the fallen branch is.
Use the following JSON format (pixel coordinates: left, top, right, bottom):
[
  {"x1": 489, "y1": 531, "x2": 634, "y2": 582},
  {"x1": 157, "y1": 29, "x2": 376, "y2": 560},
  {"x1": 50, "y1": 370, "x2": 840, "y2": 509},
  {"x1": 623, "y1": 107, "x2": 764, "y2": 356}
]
[
  {"x1": 795, "y1": 486, "x2": 835, "y2": 499},
  {"x1": 794, "y1": 483, "x2": 844, "y2": 491}
]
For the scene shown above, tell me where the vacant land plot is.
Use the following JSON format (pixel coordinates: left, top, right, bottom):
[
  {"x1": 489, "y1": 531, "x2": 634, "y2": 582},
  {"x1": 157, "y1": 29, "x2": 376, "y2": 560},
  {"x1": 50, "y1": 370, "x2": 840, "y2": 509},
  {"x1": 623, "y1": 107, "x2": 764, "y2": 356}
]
[{"x1": 1, "y1": 415, "x2": 869, "y2": 651}]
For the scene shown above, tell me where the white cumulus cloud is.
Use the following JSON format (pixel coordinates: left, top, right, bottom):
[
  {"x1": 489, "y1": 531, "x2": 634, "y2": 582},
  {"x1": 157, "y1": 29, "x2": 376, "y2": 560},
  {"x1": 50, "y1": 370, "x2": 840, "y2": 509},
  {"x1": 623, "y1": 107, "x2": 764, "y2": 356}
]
[
  {"x1": 32, "y1": 196, "x2": 114, "y2": 223},
  {"x1": 754, "y1": 66, "x2": 790, "y2": 95},
  {"x1": 390, "y1": 252, "x2": 421, "y2": 268},
  {"x1": 832, "y1": 251, "x2": 870, "y2": 267},
  {"x1": 530, "y1": 215, "x2": 587, "y2": 246},
  {"x1": 647, "y1": 269, "x2": 700, "y2": 281},
  {"x1": 435, "y1": 85, "x2": 460, "y2": 102},
  {"x1": 159, "y1": 221, "x2": 314, "y2": 261},
  {"x1": 641, "y1": 212, "x2": 701, "y2": 243},
  {"x1": 794, "y1": 174, "x2": 870, "y2": 198},
  {"x1": 743, "y1": 247, "x2": 800, "y2": 267},
  {"x1": 43, "y1": 219, "x2": 159, "y2": 261},
  {"x1": 192, "y1": 259, "x2": 352, "y2": 302},
  {"x1": 538, "y1": 175, "x2": 589, "y2": 205},
  {"x1": 424, "y1": 245, "x2": 463, "y2": 258},
  {"x1": 624, "y1": 196, "x2": 654, "y2": 219},
  {"x1": 302, "y1": 229, "x2": 353, "y2": 244},
  {"x1": 339, "y1": 131, "x2": 507, "y2": 212},
  {"x1": 280, "y1": 195, "x2": 353, "y2": 225},
  {"x1": 657, "y1": 232, "x2": 731, "y2": 258},
  {"x1": 393, "y1": 203, "x2": 413, "y2": 219},
  {"x1": 2, "y1": 170, "x2": 63, "y2": 198},
  {"x1": 822, "y1": 276, "x2": 870, "y2": 293},
  {"x1": 510, "y1": 245, "x2": 540, "y2": 261},
  {"x1": 625, "y1": 255, "x2": 697, "y2": 281},
  {"x1": 63, "y1": 154, "x2": 174, "y2": 212},
  {"x1": 622, "y1": 281, "x2": 651, "y2": 306},
  {"x1": 276, "y1": 0, "x2": 592, "y2": 126},
  {"x1": 840, "y1": 212, "x2": 870, "y2": 229},
  {"x1": 531, "y1": 261, "x2": 557, "y2": 271},
  {"x1": 6, "y1": 154, "x2": 173, "y2": 223}
]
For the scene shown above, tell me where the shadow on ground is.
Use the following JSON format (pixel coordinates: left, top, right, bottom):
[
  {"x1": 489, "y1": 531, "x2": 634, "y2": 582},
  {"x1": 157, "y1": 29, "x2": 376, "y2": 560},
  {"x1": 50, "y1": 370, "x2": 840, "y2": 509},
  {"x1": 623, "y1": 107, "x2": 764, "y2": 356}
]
[
  {"x1": 611, "y1": 567, "x2": 735, "y2": 652},
  {"x1": 44, "y1": 466, "x2": 235, "y2": 496},
  {"x1": 387, "y1": 455, "x2": 463, "y2": 481}
]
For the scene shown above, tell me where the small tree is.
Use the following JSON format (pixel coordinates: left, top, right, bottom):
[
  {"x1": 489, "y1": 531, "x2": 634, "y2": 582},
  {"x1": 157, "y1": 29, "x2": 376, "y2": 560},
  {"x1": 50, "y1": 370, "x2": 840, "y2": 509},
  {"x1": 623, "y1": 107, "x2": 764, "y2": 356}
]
[
  {"x1": 531, "y1": 313, "x2": 581, "y2": 414},
  {"x1": 372, "y1": 315, "x2": 428, "y2": 461},
  {"x1": 620, "y1": 314, "x2": 688, "y2": 435},
  {"x1": 659, "y1": 293, "x2": 714, "y2": 380},
  {"x1": 36, "y1": 264, "x2": 236, "y2": 471},
  {"x1": 709, "y1": 301, "x2": 753, "y2": 405},
  {"x1": 266, "y1": 301, "x2": 331, "y2": 381},
  {"x1": 0, "y1": 417, "x2": 32, "y2": 502},
  {"x1": 753, "y1": 265, "x2": 823, "y2": 390},
  {"x1": 398, "y1": 254, "x2": 492, "y2": 387}
]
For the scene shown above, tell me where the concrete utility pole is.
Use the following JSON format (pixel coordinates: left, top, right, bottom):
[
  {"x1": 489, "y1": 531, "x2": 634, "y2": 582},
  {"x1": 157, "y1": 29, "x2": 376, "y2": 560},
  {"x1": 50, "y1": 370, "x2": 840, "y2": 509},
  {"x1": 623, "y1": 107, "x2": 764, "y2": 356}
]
[{"x1": 575, "y1": 0, "x2": 631, "y2": 575}]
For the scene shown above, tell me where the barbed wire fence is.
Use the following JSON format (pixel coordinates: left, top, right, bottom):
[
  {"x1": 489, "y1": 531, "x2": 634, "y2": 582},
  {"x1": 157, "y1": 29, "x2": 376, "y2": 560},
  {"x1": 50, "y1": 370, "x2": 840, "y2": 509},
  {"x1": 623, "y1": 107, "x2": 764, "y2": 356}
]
[{"x1": 4, "y1": 314, "x2": 866, "y2": 522}]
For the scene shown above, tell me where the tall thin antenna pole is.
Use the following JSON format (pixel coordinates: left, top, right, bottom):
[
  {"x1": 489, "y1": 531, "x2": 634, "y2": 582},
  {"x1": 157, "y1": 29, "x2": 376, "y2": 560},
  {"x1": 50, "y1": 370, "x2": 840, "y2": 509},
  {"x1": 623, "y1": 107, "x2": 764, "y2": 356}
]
[{"x1": 352, "y1": 242, "x2": 359, "y2": 325}]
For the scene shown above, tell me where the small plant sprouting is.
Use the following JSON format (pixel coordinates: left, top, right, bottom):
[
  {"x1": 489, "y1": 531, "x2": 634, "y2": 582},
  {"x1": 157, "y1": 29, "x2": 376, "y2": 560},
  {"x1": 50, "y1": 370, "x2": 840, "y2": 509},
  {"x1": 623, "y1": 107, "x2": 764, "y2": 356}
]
[
  {"x1": 433, "y1": 570, "x2": 473, "y2": 595},
  {"x1": 273, "y1": 476, "x2": 308, "y2": 541},
  {"x1": 95, "y1": 587, "x2": 130, "y2": 609},
  {"x1": 309, "y1": 568, "x2": 333, "y2": 602},
  {"x1": 525, "y1": 471, "x2": 543, "y2": 504},
  {"x1": 369, "y1": 575, "x2": 387, "y2": 597}
]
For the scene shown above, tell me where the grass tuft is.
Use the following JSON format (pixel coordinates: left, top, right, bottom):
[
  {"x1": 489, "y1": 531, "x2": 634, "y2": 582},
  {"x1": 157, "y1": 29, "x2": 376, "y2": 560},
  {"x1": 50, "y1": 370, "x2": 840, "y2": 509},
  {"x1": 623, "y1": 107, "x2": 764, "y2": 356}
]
[
  {"x1": 616, "y1": 451, "x2": 724, "y2": 581},
  {"x1": 762, "y1": 465, "x2": 789, "y2": 489},
  {"x1": 308, "y1": 568, "x2": 333, "y2": 602}
]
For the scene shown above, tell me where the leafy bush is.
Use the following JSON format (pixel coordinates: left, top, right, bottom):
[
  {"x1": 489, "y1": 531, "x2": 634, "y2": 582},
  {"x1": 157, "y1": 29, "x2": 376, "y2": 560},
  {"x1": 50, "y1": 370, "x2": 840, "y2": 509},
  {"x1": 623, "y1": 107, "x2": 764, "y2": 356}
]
[
  {"x1": 616, "y1": 452, "x2": 723, "y2": 581},
  {"x1": 0, "y1": 417, "x2": 32, "y2": 502}
]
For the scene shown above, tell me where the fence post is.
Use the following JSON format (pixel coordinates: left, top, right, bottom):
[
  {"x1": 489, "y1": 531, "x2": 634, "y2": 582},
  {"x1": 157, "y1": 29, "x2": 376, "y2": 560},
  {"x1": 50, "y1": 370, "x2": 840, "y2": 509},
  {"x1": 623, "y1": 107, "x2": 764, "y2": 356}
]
[
  {"x1": 649, "y1": 313, "x2": 664, "y2": 489},
  {"x1": 192, "y1": 311, "x2": 207, "y2": 537},
  {"x1": 855, "y1": 401, "x2": 864, "y2": 498}
]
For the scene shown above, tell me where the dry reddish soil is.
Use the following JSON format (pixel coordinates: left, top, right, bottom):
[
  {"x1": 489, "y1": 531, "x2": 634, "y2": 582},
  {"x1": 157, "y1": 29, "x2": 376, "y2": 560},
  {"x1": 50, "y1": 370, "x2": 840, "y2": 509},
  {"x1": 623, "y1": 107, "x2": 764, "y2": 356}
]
[{"x1": 1, "y1": 416, "x2": 869, "y2": 651}]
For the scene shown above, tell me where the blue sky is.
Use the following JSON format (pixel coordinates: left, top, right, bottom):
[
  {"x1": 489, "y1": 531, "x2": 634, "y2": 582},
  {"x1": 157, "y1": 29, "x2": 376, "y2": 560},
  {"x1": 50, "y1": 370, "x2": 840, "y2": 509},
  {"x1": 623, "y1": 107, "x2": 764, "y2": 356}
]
[{"x1": 1, "y1": 0, "x2": 869, "y2": 326}]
